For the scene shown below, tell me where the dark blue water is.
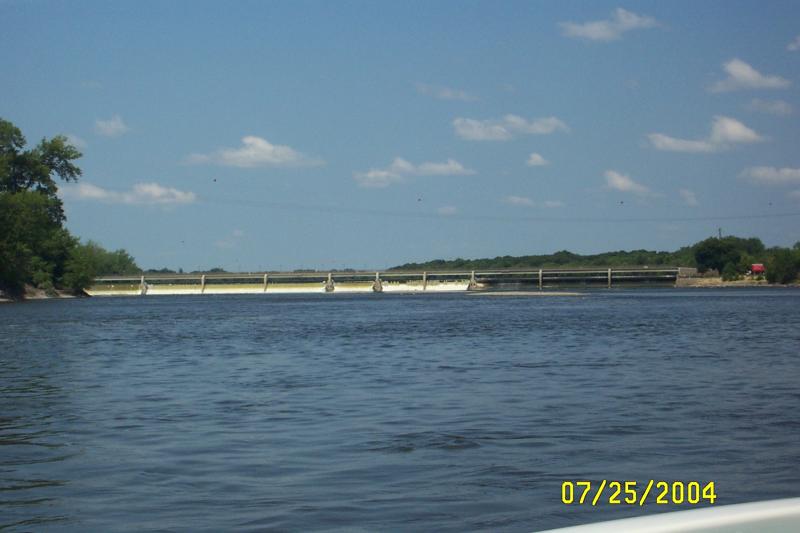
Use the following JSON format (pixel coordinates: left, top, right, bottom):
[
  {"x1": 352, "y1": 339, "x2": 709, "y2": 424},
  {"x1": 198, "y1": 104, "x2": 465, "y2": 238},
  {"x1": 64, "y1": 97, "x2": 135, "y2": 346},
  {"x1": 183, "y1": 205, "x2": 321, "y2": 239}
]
[{"x1": 2, "y1": 289, "x2": 799, "y2": 532}]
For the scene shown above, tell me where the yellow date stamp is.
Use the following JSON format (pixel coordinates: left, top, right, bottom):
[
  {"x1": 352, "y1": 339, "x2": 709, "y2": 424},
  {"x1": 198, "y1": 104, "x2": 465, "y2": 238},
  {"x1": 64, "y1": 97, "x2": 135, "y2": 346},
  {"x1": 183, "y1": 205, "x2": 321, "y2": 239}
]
[{"x1": 561, "y1": 480, "x2": 717, "y2": 506}]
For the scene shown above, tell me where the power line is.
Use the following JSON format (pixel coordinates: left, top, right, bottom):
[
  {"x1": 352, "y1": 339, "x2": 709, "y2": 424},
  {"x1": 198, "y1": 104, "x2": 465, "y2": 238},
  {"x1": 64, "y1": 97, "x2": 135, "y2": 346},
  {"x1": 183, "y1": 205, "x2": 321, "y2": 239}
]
[{"x1": 203, "y1": 197, "x2": 800, "y2": 224}]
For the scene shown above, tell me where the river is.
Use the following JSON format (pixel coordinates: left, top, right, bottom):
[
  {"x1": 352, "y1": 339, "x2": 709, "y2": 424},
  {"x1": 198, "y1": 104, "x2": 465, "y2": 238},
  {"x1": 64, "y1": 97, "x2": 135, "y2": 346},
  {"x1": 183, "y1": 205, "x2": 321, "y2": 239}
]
[{"x1": 1, "y1": 289, "x2": 799, "y2": 531}]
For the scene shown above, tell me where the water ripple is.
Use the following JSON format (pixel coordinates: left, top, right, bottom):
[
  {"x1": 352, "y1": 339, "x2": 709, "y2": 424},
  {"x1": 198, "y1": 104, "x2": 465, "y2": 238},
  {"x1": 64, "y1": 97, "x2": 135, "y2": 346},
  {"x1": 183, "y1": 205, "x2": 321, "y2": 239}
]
[{"x1": 1, "y1": 290, "x2": 799, "y2": 531}]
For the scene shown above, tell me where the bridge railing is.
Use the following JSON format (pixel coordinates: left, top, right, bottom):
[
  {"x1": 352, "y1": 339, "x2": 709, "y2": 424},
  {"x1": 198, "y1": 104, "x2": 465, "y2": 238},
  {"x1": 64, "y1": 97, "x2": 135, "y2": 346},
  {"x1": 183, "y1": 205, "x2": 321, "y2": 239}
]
[{"x1": 90, "y1": 267, "x2": 680, "y2": 293}]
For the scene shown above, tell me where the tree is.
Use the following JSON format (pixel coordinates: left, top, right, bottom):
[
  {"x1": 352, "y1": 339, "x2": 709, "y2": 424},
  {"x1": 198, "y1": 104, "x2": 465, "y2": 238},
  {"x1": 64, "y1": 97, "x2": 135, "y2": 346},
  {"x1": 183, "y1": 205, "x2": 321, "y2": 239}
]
[
  {"x1": 0, "y1": 118, "x2": 139, "y2": 295},
  {"x1": 721, "y1": 263, "x2": 740, "y2": 281},
  {"x1": 61, "y1": 241, "x2": 141, "y2": 292},
  {"x1": 766, "y1": 249, "x2": 799, "y2": 284},
  {"x1": 62, "y1": 245, "x2": 97, "y2": 293},
  {"x1": 0, "y1": 118, "x2": 82, "y2": 222},
  {"x1": 693, "y1": 237, "x2": 747, "y2": 274},
  {"x1": 0, "y1": 190, "x2": 75, "y2": 290}
]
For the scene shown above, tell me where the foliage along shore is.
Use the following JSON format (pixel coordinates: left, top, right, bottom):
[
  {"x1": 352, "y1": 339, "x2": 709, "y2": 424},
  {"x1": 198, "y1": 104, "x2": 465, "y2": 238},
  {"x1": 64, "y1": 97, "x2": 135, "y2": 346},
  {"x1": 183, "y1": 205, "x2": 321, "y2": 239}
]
[
  {"x1": 1, "y1": 118, "x2": 139, "y2": 301},
  {"x1": 390, "y1": 236, "x2": 800, "y2": 285},
  {"x1": 2, "y1": 117, "x2": 799, "y2": 302}
]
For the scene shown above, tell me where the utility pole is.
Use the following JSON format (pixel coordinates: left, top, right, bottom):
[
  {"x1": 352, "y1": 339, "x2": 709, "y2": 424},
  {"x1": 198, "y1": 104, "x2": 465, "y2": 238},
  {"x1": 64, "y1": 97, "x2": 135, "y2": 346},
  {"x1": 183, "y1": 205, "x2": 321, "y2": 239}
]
[{"x1": 718, "y1": 227, "x2": 722, "y2": 239}]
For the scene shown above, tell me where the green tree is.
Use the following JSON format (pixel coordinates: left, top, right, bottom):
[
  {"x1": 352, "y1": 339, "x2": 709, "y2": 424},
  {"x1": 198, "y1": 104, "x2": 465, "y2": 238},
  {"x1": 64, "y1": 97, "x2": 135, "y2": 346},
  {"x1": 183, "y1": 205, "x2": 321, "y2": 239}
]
[
  {"x1": 721, "y1": 263, "x2": 740, "y2": 281},
  {"x1": 0, "y1": 118, "x2": 82, "y2": 222},
  {"x1": 78, "y1": 241, "x2": 140, "y2": 275},
  {"x1": 693, "y1": 237, "x2": 747, "y2": 274},
  {"x1": 766, "y1": 249, "x2": 800, "y2": 284},
  {"x1": 62, "y1": 245, "x2": 96, "y2": 293},
  {"x1": 1, "y1": 118, "x2": 139, "y2": 295},
  {"x1": 0, "y1": 190, "x2": 75, "y2": 290},
  {"x1": 62, "y1": 241, "x2": 141, "y2": 292}
]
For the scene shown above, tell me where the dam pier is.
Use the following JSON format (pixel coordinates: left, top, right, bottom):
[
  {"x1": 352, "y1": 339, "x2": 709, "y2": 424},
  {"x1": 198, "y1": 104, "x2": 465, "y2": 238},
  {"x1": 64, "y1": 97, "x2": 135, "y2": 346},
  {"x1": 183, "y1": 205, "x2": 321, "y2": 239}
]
[{"x1": 86, "y1": 268, "x2": 680, "y2": 296}]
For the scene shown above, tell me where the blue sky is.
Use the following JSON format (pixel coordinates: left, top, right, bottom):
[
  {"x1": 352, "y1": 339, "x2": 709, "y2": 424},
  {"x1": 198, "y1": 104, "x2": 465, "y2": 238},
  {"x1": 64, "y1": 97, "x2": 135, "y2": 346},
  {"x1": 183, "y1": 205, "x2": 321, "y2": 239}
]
[{"x1": 3, "y1": 0, "x2": 799, "y2": 271}]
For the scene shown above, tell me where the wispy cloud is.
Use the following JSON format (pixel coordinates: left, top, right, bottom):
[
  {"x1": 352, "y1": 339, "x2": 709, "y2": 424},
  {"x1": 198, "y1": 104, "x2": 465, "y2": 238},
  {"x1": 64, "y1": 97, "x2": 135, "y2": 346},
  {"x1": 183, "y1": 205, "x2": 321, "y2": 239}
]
[
  {"x1": 187, "y1": 136, "x2": 323, "y2": 168},
  {"x1": 215, "y1": 229, "x2": 245, "y2": 249},
  {"x1": 63, "y1": 182, "x2": 196, "y2": 205},
  {"x1": 647, "y1": 116, "x2": 763, "y2": 153},
  {"x1": 679, "y1": 188, "x2": 698, "y2": 206},
  {"x1": 454, "y1": 115, "x2": 568, "y2": 141},
  {"x1": 604, "y1": 170, "x2": 651, "y2": 196},
  {"x1": 709, "y1": 58, "x2": 790, "y2": 93},
  {"x1": 354, "y1": 157, "x2": 475, "y2": 188},
  {"x1": 502, "y1": 196, "x2": 564, "y2": 208},
  {"x1": 66, "y1": 134, "x2": 87, "y2": 149},
  {"x1": 415, "y1": 83, "x2": 476, "y2": 102},
  {"x1": 647, "y1": 135, "x2": 716, "y2": 153},
  {"x1": 746, "y1": 98, "x2": 793, "y2": 116},
  {"x1": 526, "y1": 152, "x2": 549, "y2": 167},
  {"x1": 741, "y1": 166, "x2": 800, "y2": 186},
  {"x1": 503, "y1": 195, "x2": 536, "y2": 207},
  {"x1": 95, "y1": 115, "x2": 129, "y2": 137},
  {"x1": 437, "y1": 206, "x2": 458, "y2": 216},
  {"x1": 788, "y1": 35, "x2": 800, "y2": 52},
  {"x1": 560, "y1": 8, "x2": 657, "y2": 42}
]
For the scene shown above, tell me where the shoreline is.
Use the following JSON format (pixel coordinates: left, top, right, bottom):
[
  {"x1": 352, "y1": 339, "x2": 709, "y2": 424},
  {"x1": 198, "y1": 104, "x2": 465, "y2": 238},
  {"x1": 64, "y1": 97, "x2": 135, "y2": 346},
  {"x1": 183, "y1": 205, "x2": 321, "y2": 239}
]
[
  {"x1": 0, "y1": 285, "x2": 81, "y2": 304},
  {"x1": 676, "y1": 277, "x2": 797, "y2": 288},
  {"x1": 3, "y1": 278, "x2": 798, "y2": 303}
]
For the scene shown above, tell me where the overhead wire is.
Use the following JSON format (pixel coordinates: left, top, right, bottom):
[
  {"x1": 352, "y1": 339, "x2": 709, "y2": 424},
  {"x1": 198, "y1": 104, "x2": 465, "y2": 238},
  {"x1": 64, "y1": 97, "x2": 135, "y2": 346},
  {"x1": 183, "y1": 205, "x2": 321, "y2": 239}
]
[{"x1": 203, "y1": 196, "x2": 800, "y2": 224}]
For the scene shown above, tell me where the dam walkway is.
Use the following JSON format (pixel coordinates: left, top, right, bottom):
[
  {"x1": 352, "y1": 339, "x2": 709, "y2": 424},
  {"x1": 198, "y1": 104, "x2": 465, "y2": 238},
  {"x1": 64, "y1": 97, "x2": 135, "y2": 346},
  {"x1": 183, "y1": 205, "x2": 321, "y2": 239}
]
[{"x1": 86, "y1": 268, "x2": 680, "y2": 296}]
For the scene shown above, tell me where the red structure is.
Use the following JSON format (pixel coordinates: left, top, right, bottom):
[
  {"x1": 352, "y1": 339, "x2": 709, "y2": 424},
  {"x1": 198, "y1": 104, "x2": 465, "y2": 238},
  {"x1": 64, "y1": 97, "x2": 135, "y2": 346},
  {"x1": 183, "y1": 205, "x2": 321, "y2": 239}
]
[{"x1": 750, "y1": 263, "x2": 765, "y2": 275}]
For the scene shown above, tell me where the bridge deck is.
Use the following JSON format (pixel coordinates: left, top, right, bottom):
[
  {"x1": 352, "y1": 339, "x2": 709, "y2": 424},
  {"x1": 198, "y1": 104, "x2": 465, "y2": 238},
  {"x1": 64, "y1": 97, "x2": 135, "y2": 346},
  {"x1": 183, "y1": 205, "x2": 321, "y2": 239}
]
[{"x1": 87, "y1": 268, "x2": 679, "y2": 296}]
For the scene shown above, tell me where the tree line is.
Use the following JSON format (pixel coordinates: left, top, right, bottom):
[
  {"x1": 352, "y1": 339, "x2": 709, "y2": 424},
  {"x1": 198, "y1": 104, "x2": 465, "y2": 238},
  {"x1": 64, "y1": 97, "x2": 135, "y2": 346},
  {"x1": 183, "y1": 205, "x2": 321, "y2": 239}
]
[
  {"x1": 392, "y1": 236, "x2": 800, "y2": 284},
  {"x1": 2, "y1": 117, "x2": 798, "y2": 296},
  {"x1": 0, "y1": 118, "x2": 139, "y2": 296}
]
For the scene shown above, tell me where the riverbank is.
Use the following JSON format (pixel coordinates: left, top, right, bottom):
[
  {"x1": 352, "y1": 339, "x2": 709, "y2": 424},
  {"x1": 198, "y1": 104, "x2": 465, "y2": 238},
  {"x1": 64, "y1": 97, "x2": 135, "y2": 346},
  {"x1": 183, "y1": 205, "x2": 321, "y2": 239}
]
[
  {"x1": 676, "y1": 277, "x2": 798, "y2": 288},
  {"x1": 2, "y1": 280, "x2": 797, "y2": 302},
  {"x1": 0, "y1": 284, "x2": 81, "y2": 303}
]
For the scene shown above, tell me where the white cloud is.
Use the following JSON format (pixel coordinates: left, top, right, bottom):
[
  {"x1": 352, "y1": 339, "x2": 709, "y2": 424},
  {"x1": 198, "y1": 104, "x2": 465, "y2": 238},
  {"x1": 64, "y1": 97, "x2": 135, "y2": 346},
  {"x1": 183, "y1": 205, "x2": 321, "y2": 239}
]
[
  {"x1": 560, "y1": 8, "x2": 657, "y2": 41},
  {"x1": 709, "y1": 116, "x2": 763, "y2": 144},
  {"x1": 788, "y1": 35, "x2": 800, "y2": 51},
  {"x1": 187, "y1": 136, "x2": 322, "y2": 168},
  {"x1": 66, "y1": 134, "x2": 87, "y2": 149},
  {"x1": 437, "y1": 206, "x2": 458, "y2": 216},
  {"x1": 453, "y1": 118, "x2": 512, "y2": 141},
  {"x1": 679, "y1": 188, "x2": 698, "y2": 206},
  {"x1": 416, "y1": 159, "x2": 473, "y2": 175},
  {"x1": 741, "y1": 166, "x2": 800, "y2": 186},
  {"x1": 454, "y1": 114, "x2": 568, "y2": 141},
  {"x1": 415, "y1": 83, "x2": 476, "y2": 102},
  {"x1": 502, "y1": 195, "x2": 564, "y2": 208},
  {"x1": 647, "y1": 134, "x2": 715, "y2": 153},
  {"x1": 354, "y1": 169, "x2": 402, "y2": 188},
  {"x1": 63, "y1": 182, "x2": 196, "y2": 205},
  {"x1": 354, "y1": 157, "x2": 475, "y2": 188},
  {"x1": 648, "y1": 116, "x2": 763, "y2": 153},
  {"x1": 94, "y1": 115, "x2": 129, "y2": 137},
  {"x1": 709, "y1": 58, "x2": 790, "y2": 93},
  {"x1": 604, "y1": 170, "x2": 650, "y2": 195},
  {"x1": 503, "y1": 195, "x2": 536, "y2": 207},
  {"x1": 746, "y1": 98, "x2": 793, "y2": 116},
  {"x1": 526, "y1": 152, "x2": 550, "y2": 167}
]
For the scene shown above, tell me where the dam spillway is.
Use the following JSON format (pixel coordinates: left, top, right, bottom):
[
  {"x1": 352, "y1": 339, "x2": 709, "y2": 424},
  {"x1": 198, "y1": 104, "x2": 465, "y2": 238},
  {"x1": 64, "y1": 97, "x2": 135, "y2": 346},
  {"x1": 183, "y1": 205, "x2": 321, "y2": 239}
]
[{"x1": 86, "y1": 268, "x2": 680, "y2": 297}]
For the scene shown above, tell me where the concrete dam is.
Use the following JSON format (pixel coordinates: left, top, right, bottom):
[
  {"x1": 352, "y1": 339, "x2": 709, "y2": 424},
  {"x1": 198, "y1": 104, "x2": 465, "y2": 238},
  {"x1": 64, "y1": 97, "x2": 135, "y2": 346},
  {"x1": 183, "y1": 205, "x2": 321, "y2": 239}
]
[{"x1": 86, "y1": 268, "x2": 680, "y2": 296}]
